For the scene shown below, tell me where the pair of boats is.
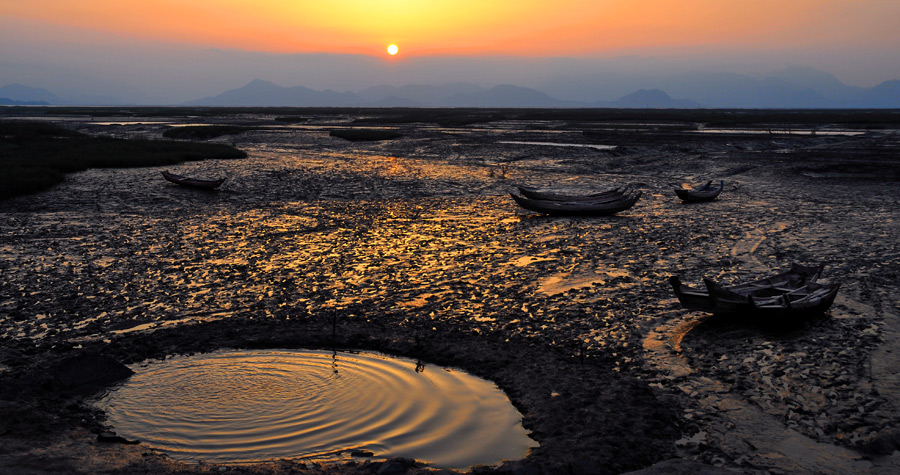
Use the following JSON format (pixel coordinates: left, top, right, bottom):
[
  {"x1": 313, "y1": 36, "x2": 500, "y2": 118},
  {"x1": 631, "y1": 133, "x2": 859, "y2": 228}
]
[
  {"x1": 161, "y1": 170, "x2": 226, "y2": 189},
  {"x1": 510, "y1": 185, "x2": 643, "y2": 216},
  {"x1": 510, "y1": 179, "x2": 723, "y2": 215},
  {"x1": 674, "y1": 180, "x2": 724, "y2": 203},
  {"x1": 670, "y1": 263, "x2": 840, "y2": 321}
]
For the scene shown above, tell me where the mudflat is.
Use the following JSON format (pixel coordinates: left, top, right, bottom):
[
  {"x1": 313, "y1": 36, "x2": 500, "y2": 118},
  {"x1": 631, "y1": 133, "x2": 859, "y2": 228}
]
[{"x1": 1, "y1": 108, "x2": 899, "y2": 474}]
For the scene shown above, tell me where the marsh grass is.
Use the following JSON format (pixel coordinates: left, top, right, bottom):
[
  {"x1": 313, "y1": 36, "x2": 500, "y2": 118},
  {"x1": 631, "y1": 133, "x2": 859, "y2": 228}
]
[
  {"x1": 1, "y1": 121, "x2": 246, "y2": 200},
  {"x1": 352, "y1": 110, "x2": 506, "y2": 127},
  {"x1": 273, "y1": 116, "x2": 310, "y2": 123},
  {"x1": 5, "y1": 105, "x2": 900, "y2": 127},
  {"x1": 329, "y1": 129, "x2": 402, "y2": 141},
  {"x1": 162, "y1": 125, "x2": 265, "y2": 140}
]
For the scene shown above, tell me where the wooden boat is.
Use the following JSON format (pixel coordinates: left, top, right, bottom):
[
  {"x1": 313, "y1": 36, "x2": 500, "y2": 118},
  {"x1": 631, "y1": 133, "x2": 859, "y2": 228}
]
[
  {"x1": 516, "y1": 185, "x2": 629, "y2": 201},
  {"x1": 161, "y1": 170, "x2": 225, "y2": 189},
  {"x1": 669, "y1": 263, "x2": 823, "y2": 312},
  {"x1": 674, "y1": 180, "x2": 723, "y2": 202},
  {"x1": 510, "y1": 189, "x2": 642, "y2": 216},
  {"x1": 669, "y1": 263, "x2": 839, "y2": 318},
  {"x1": 703, "y1": 279, "x2": 840, "y2": 319}
]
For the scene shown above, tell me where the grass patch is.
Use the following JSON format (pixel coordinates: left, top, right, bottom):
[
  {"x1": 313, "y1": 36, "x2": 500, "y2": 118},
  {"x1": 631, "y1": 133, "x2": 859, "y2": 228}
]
[
  {"x1": 0, "y1": 121, "x2": 85, "y2": 138},
  {"x1": 352, "y1": 110, "x2": 506, "y2": 127},
  {"x1": 5, "y1": 106, "x2": 900, "y2": 130},
  {"x1": 329, "y1": 129, "x2": 402, "y2": 141},
  {"x1": 274, "y1": 116, "x2": 310, "y2": 123},
  {"x1": 1, "y1": 121, "x2": 247, "y2": 200},
  {"x1": 162, "y1": 125, "x2": 265, "y2": 140}
]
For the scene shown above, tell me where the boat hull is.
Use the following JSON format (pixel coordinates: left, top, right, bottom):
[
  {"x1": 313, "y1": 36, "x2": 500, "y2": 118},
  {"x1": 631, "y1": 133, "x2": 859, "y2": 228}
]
[
  {"x1": 516, "y1": 185, "x2": 629, "y2": 201},
  {"x1": 510, "y1": 190, "x2": 642, "y2": 216},
  {"x1": 674, "y1": 180, "x2": 724, "y2": 202},
  {"x1": 669, "y1": 264, "x2": 838, "y2": 322},
  {"x1": 162, "y1": 170, "x2": 225, "y2": 189}
]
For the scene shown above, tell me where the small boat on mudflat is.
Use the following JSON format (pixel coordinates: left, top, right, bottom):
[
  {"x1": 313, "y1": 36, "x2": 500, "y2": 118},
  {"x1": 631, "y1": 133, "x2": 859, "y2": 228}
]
[
  {"x1": 161, "y1": 170, "x2": 226, "y2": 189},
  {"x1": 516, "y1": 185, "x2": 629, "y2": 201},
  {"x1": 674, "y1": 180, "x2": 723, "y2": 202},
  {"x1": 510, "y1": 189, "x2": 642, "y2": 216},
  {"x1": 669, "y1": 263, "x2": 839, "y2": 320}
]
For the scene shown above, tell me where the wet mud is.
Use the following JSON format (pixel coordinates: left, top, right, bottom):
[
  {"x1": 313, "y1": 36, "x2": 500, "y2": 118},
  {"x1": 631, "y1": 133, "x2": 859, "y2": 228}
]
[{"x1": 2, "y1": 110, "x2": 900, "y2": 474}]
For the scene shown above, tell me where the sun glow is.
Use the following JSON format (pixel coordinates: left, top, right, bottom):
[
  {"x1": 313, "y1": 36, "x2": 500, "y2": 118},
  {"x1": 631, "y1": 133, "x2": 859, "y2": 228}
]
[
  {"x1": 2, "y1": 1, "x2": 899, "y2": 59},
  {"x1": 387, "y1": 44, "x2": 399, "y2": 55}
]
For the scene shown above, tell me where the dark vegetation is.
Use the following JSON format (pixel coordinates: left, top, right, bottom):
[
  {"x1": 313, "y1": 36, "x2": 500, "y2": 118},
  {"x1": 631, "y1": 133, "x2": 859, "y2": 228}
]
[
  {"x1": 329, "y1": 128, "x2": 403, "y2": 141},
  {"x1": 352, "y1": 110, "x2": 509, "y2": 127},
  {"x1": 162, "y1": 125, "x2": 265, "y2": 140},
  {"x1": 273, "y1": 116, "x2": 310, "y2": 123},
  {"x1": 5, "y1": 106, "x2": 899, "y2": 128},
  {"x1": 0, "y1": 121, "x2": 246, "y2": 200}
]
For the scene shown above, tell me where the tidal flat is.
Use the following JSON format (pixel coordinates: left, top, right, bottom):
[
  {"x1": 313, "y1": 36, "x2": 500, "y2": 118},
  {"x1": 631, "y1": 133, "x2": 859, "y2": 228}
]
[{"x1": 1, "y1": 108, "x2": 900, "y2": 474}]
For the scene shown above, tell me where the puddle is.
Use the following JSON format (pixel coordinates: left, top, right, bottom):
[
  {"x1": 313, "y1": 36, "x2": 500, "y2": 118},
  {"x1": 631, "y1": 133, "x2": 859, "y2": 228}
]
[
  {"x1": 95, "y1": 349, "x2": 537, "y2": 469},
  {"x1": 539, "y1": 273, "x2": 604, "y2": 295},
  {"x1": 695, "y1": 128, "x2": 865, "y2": 136},
  {"x1": 498, "y1": 141, "x2": 617, "y2": 150},
  {"x1": 538, "y1": 267, "x2": 633, "y2": 295},
  {"x1": 91, "y1": 121, "x2": 174, "y2": 126},
  {"x1": 509, "y1": 256, "x2": 555, "y2": 267}
]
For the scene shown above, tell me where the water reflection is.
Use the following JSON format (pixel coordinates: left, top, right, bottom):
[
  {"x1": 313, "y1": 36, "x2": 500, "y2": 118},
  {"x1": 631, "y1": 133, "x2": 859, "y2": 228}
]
[
  {"x1": 695, "y1": 127, "x2": 865, "y2": 136},
  {"x1": 499, "y1": 140, "x2": 617, "y2": 150},
  {"x1": 96, "y1": 349, "x2": 537, "y2": 469}
]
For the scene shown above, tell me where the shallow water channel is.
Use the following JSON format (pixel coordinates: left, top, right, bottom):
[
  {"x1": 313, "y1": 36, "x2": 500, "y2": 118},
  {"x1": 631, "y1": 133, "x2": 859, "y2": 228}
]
[{"x1": 95, "y1": 349, "x2": 537, "y2": 469}]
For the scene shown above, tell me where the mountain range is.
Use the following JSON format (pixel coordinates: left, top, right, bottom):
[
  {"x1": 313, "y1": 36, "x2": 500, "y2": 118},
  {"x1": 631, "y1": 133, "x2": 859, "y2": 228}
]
[
  {"x1": 0, "y1": 83, "x2": 60, "y2": 105},
  {"x1": 2, "y1": 66, "x2": 899, "y2": 108}
]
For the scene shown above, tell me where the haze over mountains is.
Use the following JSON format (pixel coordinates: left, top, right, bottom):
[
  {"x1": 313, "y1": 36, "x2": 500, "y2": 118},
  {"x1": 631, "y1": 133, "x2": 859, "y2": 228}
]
[{"x1": 2, "y1": 66, "x2": 898, "y2": 109}]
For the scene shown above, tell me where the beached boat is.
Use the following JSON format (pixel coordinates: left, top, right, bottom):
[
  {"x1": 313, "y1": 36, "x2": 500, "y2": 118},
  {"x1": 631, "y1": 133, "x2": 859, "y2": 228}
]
[
  {"x1": 516, "y1": 184, "x2": 629, "y2": 201},
  {"x1": 161, "y1": 170, "x2": 226, "y2": 189},
  {"x1": 674, "y1": 180, "x2": 724, "y2": 202},
  {"x1": 669, "y1": 263, "x2": 839, "y2": 318},
  {"x1": 703, "y1": 279, "x2": 840, "y2": 319},
  {"x1": 510, "y1": 189, "x2": 642, "y2": 216}
]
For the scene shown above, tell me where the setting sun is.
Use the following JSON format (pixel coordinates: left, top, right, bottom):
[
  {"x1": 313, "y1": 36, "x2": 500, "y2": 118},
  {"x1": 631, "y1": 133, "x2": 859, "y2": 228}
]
[{"x1": 387, "y1": 44, "x2": 399, "y2": 55}]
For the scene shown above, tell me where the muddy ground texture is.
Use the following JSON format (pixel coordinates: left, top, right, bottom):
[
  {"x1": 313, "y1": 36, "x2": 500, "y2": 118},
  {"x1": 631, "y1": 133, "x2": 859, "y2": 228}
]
[{"x1": 2, "y1": 109, "x2": 900, "y2": 474}]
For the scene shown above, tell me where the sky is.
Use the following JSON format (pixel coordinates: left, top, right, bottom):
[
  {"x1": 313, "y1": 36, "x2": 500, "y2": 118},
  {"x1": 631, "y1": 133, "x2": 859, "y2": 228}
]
[{"x1": 1, "y1": 0, "x2": 899, "y2": 103}]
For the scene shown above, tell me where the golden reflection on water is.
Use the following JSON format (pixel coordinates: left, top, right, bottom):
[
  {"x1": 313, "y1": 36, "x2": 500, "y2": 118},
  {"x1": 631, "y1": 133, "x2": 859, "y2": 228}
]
[{"x1": 96, "y1": 349, "x2": 537, "y2": 469}]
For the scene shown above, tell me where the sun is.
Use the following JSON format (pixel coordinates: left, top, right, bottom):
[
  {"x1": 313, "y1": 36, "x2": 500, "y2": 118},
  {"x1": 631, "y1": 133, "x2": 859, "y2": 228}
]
[{"x1": 387, "y1": 44, "x2": 399, "y2": 55}]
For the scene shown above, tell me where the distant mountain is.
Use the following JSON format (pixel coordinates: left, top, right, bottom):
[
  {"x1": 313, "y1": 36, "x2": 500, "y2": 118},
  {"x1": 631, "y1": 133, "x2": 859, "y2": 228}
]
[
  {"x1": 0, "y1": 97, "x2": 50, "y2": 105},
  {"x1": 764, "y1": 66, "x2": 862, "y2": 103},
  {"x1": 749, "y1": 77, "x2": 828, "y2": 108},
  {"x1": 182, "y1": 74, "x2": 900, "y2": 108},
  {"x1": 607, "y1": 89, "x2": 699, "y2": 108},
  {"x1": 185, "y1": 80, "x2": 583, "y2": 108},
  {"x1": 357, "y1": 83, "x2": 484, "y2": 105},
  {"x1": 439, "y1": 84, "x2": 579, "y2": 107},
  {"x1": 7, "y1": 63, "x2": 897, "y2": 108},
  {"x1": 656, "y1": 72, "x2": 832, "y2": 108},
  {"x1": 603, "y1": 67, "x2": 898, "y2": 108},
  {"x1": 184, "y1": 79, "x2": 361, "y2": 106},
  {"x1": 357, "y1": 82, "x2": 581, "y2": 107},
  {"x1": 0, "y1": 83, "x2": 61, "y2": 104},
  {"x1": 857, "y1": 80, "x2": 900, "y2": 108},
  {"x1": 364, "y1": 96, "x2": 425, "y2": 107},
  {"x1": 0, "y1": 81, "x2": 140, "y2": 105}
]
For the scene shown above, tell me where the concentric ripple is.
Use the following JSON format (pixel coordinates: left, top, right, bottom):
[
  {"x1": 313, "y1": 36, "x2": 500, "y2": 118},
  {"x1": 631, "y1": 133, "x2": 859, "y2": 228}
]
[{"x1": 95, "y1": 349, "x2": 538, "y2": 469}]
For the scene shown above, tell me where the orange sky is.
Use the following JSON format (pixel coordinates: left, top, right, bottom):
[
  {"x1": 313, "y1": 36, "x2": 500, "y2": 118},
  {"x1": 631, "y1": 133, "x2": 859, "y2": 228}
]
[{"x1": 2, "y1": 0, "x2": 899, "y2": 57}]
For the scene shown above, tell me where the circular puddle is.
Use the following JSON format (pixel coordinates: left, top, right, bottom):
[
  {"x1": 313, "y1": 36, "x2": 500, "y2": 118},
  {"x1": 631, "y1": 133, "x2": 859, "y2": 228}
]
[{"x1": 95, "y1": 349, "x2": 537, "y2": 469}]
